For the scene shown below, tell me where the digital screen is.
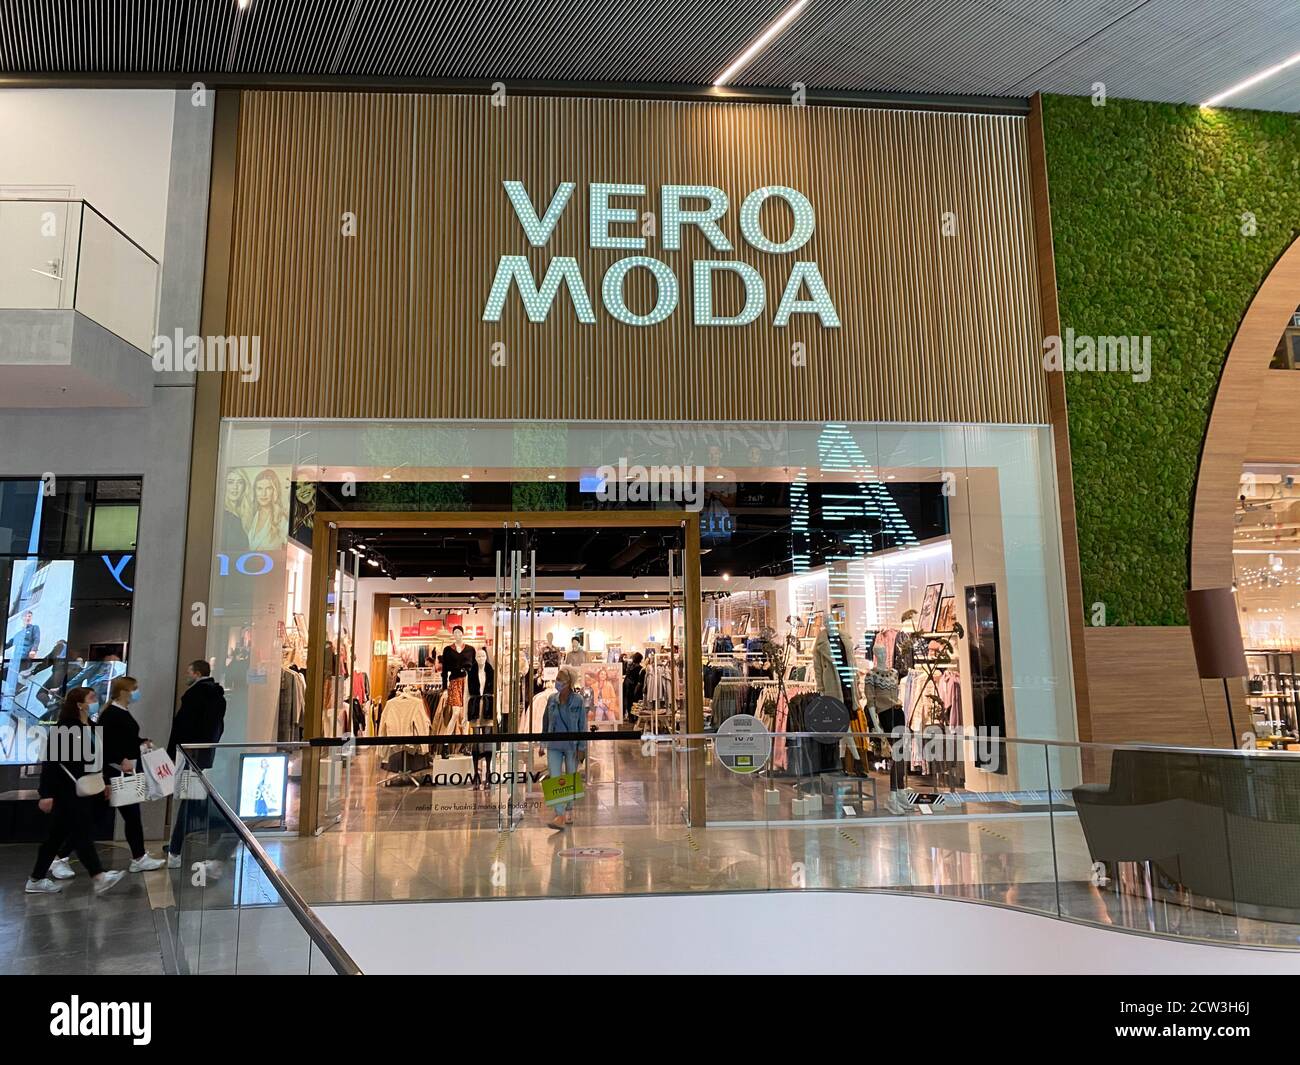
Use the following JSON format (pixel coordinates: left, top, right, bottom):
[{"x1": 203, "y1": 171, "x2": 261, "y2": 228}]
[
  {"x1": 3, "y1": 559, "x2": 75, "y2": 730},
  {"x1": 238, "y1": 753, "x2": 289, "y2": 821}
]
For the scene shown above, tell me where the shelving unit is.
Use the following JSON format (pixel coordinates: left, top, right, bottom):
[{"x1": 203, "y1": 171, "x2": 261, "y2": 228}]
[{"x1": 1244, "y1": 649, "x2": 1299, "y2": 740}]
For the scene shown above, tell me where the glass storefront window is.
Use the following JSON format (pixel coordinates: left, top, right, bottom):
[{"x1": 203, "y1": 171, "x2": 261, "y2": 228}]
[
  {"x1": 1235, "y1": 464, "x2": 1300, "y2": 741},
  {"x1": 205, "y1": 420, "x2": 1077, "y2": 803}
]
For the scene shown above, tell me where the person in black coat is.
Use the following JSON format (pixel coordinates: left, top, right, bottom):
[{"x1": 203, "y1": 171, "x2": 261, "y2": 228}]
[
  {"x1": 26, "y1": 688, "x2": 124, "y2": 896},
  {"x1": 166, "y1": 660, "x2": 227, "y2": 770},
  {"x1": 623, "y1": 652, "x2": 645, "y2": 719},
  {"x1": 165, "y1": 660, "x2": 227, "y2": 864}
]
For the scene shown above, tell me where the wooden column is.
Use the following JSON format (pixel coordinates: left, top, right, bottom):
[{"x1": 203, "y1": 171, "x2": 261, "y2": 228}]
[
  {"x1": 369, "y1": 593, "x2": 391, "y2": 711},
  {"x1": 1027, "y1": 93, "x2": 1094, "y2": 743},
  {"x1": 299, "y1": 516, "x2": 337, "y2": 836}
]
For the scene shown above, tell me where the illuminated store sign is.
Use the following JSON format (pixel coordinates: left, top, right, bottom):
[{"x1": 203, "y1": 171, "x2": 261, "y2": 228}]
[
  {"x1": 483, "y1": 181, "x2": 840, "y2": 328},
  {"x1": 215, "y1": 551, "x2": 275, "y2": 576}
]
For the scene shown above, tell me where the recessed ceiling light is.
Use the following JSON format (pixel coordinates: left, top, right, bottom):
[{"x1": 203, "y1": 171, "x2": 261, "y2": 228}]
[
  {"x1": 366, "y1": 558, "x2": 379, "y2": 567},
  {"x1": 714, "y1": 0, "x2": 808, "y2": 87},
  {"x1": 716, "y1": 473, "x2": 724, "y2": 480},
  {"x1": 547, "y1": 474, "x2": 557, "y2": 480},
  {"x1": 426, "y1": 576, "x2": 433, "y2": 583},
  {"x1": 1202, "y1": 49, "x2": 1300, "y2": 107},
  {"x1": 383, "y1": 473, "x2": 391, "y2": 480},
  {"x1": 722, "y1": 572, "x2": 731, "y2": 582},
  {"x1": 461, "y1": 473, "x2": 470, "y2": 480}
]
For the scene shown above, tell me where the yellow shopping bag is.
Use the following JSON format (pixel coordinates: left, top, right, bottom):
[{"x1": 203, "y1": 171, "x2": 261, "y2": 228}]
[{"x1": 541, "y1": 772, "x2": 585, "y2": 807}]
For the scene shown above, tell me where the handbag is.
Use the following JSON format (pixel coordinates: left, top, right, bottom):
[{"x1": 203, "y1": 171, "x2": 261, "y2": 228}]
[
  {"x1": 109, "y1": 771, "x2": 148, "y2": 807},
  {"x1": 176, "y1": 766, "x2": 211, "y2": 800},
  {"x1": 61, "y1": 764, "x2": 106, "y2": 798}
]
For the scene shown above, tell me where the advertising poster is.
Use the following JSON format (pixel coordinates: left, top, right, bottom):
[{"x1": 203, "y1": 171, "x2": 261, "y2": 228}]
[
  {"x1": 579, "y1": 661, "x2": 623, "y2": 724},
  {"x1": 220, "y1": 465, "x2": 292, "y2": 554}
]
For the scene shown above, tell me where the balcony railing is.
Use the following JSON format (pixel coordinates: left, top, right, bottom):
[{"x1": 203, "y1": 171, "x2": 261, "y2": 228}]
[
  {"x1": 165, "y1": 732, "x2": 1300, "y2": 973},
  {"x1": 0, "y1": 198, "x2": 160, "y2": 353}
]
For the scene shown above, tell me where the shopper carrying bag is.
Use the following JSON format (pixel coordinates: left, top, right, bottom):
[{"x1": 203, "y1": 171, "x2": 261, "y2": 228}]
[
  {"x1": 163, "y1": 660, "x2": 227, "y2": 869},
  {"x1": 97, "y1": 677, "x2": 165, "y2": 872},
  {"x1": 541, "y1": 665, "x2": 588, "y2": 831},
  {"x1": 25, "y1": 688, "x2": 124, "y2": 896}
]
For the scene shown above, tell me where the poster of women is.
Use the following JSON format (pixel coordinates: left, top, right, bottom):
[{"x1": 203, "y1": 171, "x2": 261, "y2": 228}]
[
  {"x1": 580, "y1": 662, "x2": 623, "y2": 724},
  {"x1": 220, "y1": 466, "x2": 291, "y2": 552}
]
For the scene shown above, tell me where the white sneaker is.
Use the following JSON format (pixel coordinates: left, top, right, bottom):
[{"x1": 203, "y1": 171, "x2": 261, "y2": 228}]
[
  {"x1": 25, "y1": 877, "x2": 62, "y2": 894},
  {"x1": 49, "y1": 858, "x2": 75, "y2": 880},
  {"x1": 129, "y1": 853, "x2": 165, "y2": 873},
  {"x1": 166, "y1": 852, "x2": 181, "y2": 869},
  {"x1": 92, "y1": 870, "x2": 125, "y2": 895}
]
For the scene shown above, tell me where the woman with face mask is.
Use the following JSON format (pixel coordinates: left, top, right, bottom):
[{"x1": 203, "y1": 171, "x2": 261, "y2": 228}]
[
  {"x1": 46, "y1": 675, "x2": 165, "y2": 880},
  {"x1": 26, "y1": 688, "x2": 124, "y2": 895},
  {"x1": 466, "y1": 649, "x2": 496, "y2": 788},
  {"x1": 542, "y1": 665, "x2": 588, "y2": 830},
  {"x1": 98, "y1": 676, "x2": 164, "y2": 872}
]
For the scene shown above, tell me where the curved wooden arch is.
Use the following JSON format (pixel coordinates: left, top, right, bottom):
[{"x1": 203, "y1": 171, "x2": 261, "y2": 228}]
[{"x1": 1191, "y1": 235, "x2": 1300, "y2": 591}]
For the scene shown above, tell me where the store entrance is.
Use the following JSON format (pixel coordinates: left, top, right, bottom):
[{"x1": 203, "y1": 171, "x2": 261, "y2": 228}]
[{"x1": 300, "y1": 511, "x2": 705, "y2": 835}]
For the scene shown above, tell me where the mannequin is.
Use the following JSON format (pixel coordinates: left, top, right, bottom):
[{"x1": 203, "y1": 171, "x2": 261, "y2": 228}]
[
  {"x1": 467, "y1": 648, "x2": 496, "y2": 787},
  {"x1": 440, "y1": 625, "x2": 475, "y2": 711},
  {"x1": 565, "y1": 636, "x2": 586, "y2": 665},
  {"x1": 541, "y1": 632, "x2": 561, "y2": 669}
]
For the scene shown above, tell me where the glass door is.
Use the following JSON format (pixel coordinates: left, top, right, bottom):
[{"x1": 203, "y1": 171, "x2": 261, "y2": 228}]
[
  {"x1": 493, "y1": 523, "x2": 537, "y2": 829},
  {"x1": 314, "y1": 535, "x2": 359, "y2": 834}
]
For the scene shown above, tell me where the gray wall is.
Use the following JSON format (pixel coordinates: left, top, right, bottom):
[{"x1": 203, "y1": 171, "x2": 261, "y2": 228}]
[{"x1": 0, "y1": 91, "x2": 213, "y2": 839}]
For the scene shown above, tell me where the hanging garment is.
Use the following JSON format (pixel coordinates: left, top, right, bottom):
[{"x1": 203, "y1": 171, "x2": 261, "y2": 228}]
[
  {"x1": 812, "y1": 628, "x2": 841, "y2": 701},
  {"x1": 711, "y1": 681, "x2": 743, "y2": 725},
  {"x1": 378, "y1": 692, "x2": 432, "y2": 756},
  {"x1": 937, "y1": 669, "x2": 964, "y2": 728}
]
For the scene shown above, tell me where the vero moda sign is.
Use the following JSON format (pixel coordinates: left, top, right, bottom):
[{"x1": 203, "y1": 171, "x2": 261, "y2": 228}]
[{"x1": 482, "y1": 181, "x2": 841, "y2": 329}]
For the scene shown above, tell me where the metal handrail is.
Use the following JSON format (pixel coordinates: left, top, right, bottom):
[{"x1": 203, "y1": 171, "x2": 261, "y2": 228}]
[
  {"x1": 179, "y1": 731, "x2": 1300, "y2": 758},
  {"x1": 176, "y1": 744, "x2": 363, "y2": 975},
  {"x1": 0, "y1": 196, "x2": 160, "y2": 263}
]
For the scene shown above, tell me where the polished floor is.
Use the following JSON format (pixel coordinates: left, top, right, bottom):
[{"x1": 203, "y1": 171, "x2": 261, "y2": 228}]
[{"x1": 0, "y1": 841, "x2": 169, "y2": 975}]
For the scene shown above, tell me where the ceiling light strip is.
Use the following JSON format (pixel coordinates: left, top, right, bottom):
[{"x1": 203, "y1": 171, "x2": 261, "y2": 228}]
[
  {"x1": 713, "y1": 0, "x2": 808, "y2": 87},
  {"x1": 1202, "y1": 48, "x2": 1300, "y2": 107}
]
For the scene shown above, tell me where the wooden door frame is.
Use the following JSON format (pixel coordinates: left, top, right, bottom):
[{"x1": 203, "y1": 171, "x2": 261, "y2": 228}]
[{"x1": 301, "y1": 510, "x2": 705, "y2": 834}]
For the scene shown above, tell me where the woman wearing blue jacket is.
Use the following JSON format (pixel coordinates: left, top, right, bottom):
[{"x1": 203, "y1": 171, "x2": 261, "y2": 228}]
[{"x1": 543, "y1": 665, "x2": 588, "y2": 830}]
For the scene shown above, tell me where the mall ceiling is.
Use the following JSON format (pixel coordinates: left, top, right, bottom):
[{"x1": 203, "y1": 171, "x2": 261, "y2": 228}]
[{"x1": 2, "y1": 0, "x2": 1300, "y2": 111}]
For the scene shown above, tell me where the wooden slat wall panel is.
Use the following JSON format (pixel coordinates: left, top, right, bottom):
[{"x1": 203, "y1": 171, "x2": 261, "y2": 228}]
[
  {"x1": 1246, "y1": 372, "x2": 1300, "y2": 463},
  {"x1": 222, "y1": 91, "x2": 1049, "y2": 423}
]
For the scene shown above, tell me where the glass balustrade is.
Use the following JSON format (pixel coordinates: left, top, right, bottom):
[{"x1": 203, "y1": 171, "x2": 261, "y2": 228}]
[
  {"x1": 167, "y1": 732, "x2": 1300, "y2": 970},
  {"x1": 0, "y1": 198, "x2": 159, "y2": 352}
]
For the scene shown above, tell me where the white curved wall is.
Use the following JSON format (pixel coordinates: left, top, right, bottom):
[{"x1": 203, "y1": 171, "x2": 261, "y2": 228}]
[{"x1": 319, "y1": 890, "x2": 1300, "y2": 974}]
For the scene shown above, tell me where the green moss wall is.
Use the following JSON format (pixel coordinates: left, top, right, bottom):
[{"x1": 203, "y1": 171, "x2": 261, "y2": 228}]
[{"x1": 1042, "y1": 94, "x2": 1300, "y2": 625}]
